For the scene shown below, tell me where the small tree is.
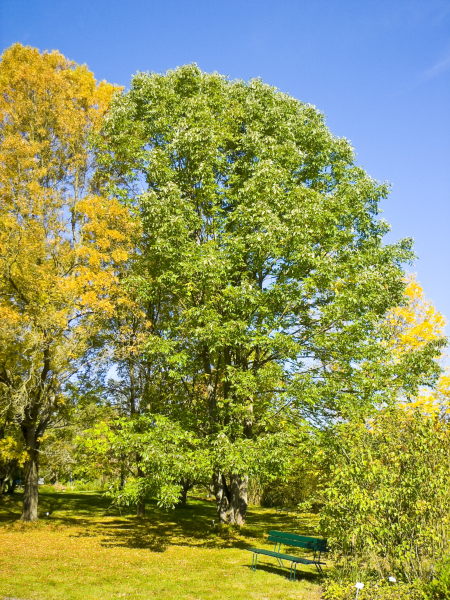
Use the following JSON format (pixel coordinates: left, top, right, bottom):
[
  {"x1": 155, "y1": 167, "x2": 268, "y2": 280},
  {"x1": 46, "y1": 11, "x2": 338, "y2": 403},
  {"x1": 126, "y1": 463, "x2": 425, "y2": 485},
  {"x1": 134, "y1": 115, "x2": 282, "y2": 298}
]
[
  {"x1": 78, "y1": 415, "x2": 211, "y2": 510},
  {"x1": 103, "y1": 287, "x2": 175, "y2": 516}
]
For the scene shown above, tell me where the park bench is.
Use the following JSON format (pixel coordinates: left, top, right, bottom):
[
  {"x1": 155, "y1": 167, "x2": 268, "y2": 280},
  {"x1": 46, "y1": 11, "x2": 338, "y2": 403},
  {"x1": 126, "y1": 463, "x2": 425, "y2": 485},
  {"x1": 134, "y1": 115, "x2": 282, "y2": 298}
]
[
  {"x1": 247, "y1": 530, "x2": 328, "y2": 580},
  {"x1": 275, "y1": 506, "x2": 298, "y2": 516}
]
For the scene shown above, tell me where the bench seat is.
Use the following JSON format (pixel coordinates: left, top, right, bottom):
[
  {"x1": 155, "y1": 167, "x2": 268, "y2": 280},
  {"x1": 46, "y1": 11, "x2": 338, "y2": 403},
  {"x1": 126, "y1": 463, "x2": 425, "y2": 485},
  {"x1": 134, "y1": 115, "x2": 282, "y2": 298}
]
[{"x1": 247, "y1": 547, "x2": 317, "y2": 565}]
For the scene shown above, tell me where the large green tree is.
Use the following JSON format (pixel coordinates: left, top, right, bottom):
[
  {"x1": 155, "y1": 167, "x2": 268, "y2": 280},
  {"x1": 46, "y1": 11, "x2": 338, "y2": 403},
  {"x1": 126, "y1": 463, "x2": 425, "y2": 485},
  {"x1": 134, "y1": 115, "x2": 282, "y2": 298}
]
[{"x1": 97, "y1": 65, "x2": 440, "y2": 524}]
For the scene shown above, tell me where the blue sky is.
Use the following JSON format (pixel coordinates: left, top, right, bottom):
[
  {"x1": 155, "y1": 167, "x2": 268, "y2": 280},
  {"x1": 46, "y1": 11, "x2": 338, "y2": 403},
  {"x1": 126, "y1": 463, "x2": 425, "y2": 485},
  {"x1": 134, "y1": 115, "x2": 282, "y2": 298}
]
[{"x1": 1, "y1": 0, "x2": 449, "y2": 322}]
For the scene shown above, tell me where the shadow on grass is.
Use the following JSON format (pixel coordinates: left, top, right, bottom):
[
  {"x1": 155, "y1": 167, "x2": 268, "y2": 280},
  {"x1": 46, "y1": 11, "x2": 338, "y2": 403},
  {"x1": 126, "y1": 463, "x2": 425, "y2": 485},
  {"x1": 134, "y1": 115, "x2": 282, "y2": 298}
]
[
  {"x1": 244, "y1": 561, "x2": 323, "y2": 583},
  {"x1": 0, "y1": 490, "x2": 324, "y2": 582}
]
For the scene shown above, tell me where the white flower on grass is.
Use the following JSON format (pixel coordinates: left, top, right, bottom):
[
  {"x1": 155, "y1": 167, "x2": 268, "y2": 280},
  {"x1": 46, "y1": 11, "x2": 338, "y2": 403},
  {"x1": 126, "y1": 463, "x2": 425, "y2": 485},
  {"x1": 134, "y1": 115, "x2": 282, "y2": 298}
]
[
  {"x1": 389, "y1": 576, "x2": 397, "y2": 583},
  {"x1": 354, "y1": 582, "x2": 365, "y2": 600}
]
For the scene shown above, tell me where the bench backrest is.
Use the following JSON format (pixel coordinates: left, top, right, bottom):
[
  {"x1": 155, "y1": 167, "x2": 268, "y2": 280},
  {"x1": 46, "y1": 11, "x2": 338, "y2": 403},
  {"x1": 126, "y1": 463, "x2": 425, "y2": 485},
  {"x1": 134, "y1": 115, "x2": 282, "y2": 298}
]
[{"x1": 268, "y1": 530, "x2": 328, "y2": 553}]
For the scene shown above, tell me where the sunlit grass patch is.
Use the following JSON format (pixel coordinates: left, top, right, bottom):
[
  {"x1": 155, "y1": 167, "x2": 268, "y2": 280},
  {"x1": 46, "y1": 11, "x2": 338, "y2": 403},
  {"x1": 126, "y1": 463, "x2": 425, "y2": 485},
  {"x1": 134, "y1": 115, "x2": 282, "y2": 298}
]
[{"x1": 0, "y1": 492, "x2": 324, "y2": 599}]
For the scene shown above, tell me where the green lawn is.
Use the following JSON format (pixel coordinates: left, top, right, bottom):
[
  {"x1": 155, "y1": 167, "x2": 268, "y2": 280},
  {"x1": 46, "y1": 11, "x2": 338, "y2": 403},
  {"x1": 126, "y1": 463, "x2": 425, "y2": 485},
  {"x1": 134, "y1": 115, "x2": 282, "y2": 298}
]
[{"x1": 0, "y1": 491, "x2": 324, "y2": 600}]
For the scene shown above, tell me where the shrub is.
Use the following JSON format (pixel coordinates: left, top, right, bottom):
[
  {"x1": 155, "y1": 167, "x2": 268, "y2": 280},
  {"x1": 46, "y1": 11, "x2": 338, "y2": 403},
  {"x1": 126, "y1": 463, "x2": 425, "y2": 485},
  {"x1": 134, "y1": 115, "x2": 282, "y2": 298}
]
[
  {"x1": 72, "y1": 479, "x2": 108, "y2": 492},
  {"x1": 322, "y1": 579, "x2": 424, "y2": 600},
  {"x1": 320, "y1": 408, "x2": 450, "y2": 581},
  {"x1": 423, "y1": 557, "x2": 450, "y2": 599}
]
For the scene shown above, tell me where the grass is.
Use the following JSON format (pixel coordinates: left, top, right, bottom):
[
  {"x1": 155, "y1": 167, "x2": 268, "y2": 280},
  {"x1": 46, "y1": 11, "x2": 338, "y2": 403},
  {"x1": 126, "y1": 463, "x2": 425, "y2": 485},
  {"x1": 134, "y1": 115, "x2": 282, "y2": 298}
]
[{"x1": 0, "y1": 491, "x2": 325, "y2": 600}]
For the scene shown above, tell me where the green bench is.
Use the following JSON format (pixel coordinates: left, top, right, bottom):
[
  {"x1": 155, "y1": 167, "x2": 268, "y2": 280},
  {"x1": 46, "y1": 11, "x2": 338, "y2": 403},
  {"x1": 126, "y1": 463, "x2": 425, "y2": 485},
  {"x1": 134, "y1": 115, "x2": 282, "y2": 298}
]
[
  {"x1": 275, "y1": 506, "x2": 298, "y2": 516},
  {"x1": 247, "y1": 530, "x2": 328, "y2": 580}
]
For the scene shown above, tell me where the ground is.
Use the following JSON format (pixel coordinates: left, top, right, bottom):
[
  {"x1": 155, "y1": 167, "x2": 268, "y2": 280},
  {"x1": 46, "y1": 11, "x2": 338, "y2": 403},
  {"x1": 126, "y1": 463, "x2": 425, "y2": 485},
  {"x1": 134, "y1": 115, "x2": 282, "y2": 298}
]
[{"x1": 0, "y1": 490, "x2": 324, "y2": 600}]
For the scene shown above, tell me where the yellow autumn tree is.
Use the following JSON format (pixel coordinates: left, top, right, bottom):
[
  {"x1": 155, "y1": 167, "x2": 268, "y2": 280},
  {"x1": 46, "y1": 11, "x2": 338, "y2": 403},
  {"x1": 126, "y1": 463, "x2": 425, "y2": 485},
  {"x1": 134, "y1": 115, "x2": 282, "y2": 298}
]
[
  {"x1": 0, "y1": 44, "x2": 134, "y2": 520},
  {"x1": 408, "y1": 371, "x2": 450, "y2": 416},
  {"x1": 388, "y1": 274, "x2": 446, "y2": 356},
  {"x1": 386, "y1": 274, "x2": 447, "y2": 413}
]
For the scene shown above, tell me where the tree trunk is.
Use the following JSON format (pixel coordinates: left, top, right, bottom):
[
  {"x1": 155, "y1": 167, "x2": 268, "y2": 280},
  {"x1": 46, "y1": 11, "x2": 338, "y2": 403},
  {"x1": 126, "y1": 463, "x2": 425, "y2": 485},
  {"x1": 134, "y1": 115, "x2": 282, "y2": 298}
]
[
  {"x1": 226, "y1": 474, "x2": 248, "y2": 525},
  {"x1": 136, "y1": 499, "x2": 145, "y2": 517},
  {"x1": 0, "y1": 466, "x2": 13, "y2": 495},
  {"x1": 21, "y1": 430, "x2": 39, "y2": 521},
  {"x1": 213, "y1": 472, "x2": 248, "y2": 525},
  {"x1": 176, "y1": 478, "x2": 192, "y2": 507},
  {"x1": 136, "y1": 465, "x2": 145, "y2": 517},
  {"x1": 177, "y1": 486, "x2": 188, "y2": 507},
  {"x1": 6, "y1": 477, "x2": 17, "y2": 494},
  {"x1": 213, "y1": 472, "x2": 230, "y2": 523}
]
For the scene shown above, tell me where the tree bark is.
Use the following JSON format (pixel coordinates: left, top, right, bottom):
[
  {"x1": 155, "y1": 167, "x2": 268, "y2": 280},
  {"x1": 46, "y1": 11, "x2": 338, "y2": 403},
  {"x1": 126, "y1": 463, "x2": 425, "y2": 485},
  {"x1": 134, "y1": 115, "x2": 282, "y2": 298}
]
[
  {"x1": 226, "y1": 474, "x2": 248, "y2": 525},
  {"x1": 213, "y1": 472, "x2": 230, "y2": 523},
  {"x1": 136, "y1": 499, "x2": 145, "y2": 517},
  {"x1": 176, "y1": 478, "x2": 193, "y2": 507},
  {"x1": 6, "y1": 477, "x2": 17, "y2": 494},
  {"x1": 213, "y1": 472, "x2": 248, "y2": 524},
  {"x1": 136, "y1": 465, "x2": 145, "y2": 517},
  {"x1": 21, "y1": 427, "x2": 39, "y2": 521}
]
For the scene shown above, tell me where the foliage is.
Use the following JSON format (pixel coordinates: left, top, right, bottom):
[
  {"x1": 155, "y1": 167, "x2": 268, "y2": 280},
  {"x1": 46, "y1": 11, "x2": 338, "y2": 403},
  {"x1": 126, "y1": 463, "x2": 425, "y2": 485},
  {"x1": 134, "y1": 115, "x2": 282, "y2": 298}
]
[
  {"x1": 320, "y1": 407, "x2": 450, "y2": 582},
  {"x1": 0, "y1": 424, "x2": 26, "y2": 493},
  {"x1": 94, "y1": 63, "x2": 440, "y2": 523},
  {"x1": 322, "y1": 579, "x2": 424, "y2": 600},
  {"x1": 264, "y1": 275, "x2": 447, "y2": 512},
  {"x1": 261, "y1": 466, "x2": 321, "y2": 510},
  {"x1": 37, "y1": 377, "x2": 113, "y2": 484},
  {"x1": 0, "y1": 435, "x2": 25, "y2": 471},
  {"x1": 387, "y1": 274, "x2": 446, "y2": 357},
  {"x1": 423, "y1": 557, "x2": 450, "y2": 599},
  {"x1": 99, "y1": 275, "x2": 175, "y2": 513},
  {"x1": 0, "y1": 43, "x2": 133, "y2": 519},
  {"x1": 78, "y1": 414, "x2": 289, "y2": 510},
  {"x1": 259, "y1": 425, "x2": 326, "y2": 509},
  {"x1": 384, "y1": 274, "x2": 446, "y2": 408}
]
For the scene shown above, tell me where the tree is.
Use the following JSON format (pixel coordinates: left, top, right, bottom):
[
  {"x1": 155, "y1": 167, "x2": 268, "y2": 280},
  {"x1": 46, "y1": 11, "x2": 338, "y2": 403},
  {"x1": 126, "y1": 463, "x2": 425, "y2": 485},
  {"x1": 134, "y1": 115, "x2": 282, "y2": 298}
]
[
  {"x1": 0, "y1": 44, "x2": 133, "y2": 520},
  {"x1": 385, "y1": 274, "x2": 446, "y2": 402},
  {"x1": 79, "y1": 415, "x2": 211, "y2": 512},
  {"x1": 97, "y1": 65, "x2": 439, "y2": 524},
  {"x1": 388, "y1": 274, "x2": 446, "y2": 355}
]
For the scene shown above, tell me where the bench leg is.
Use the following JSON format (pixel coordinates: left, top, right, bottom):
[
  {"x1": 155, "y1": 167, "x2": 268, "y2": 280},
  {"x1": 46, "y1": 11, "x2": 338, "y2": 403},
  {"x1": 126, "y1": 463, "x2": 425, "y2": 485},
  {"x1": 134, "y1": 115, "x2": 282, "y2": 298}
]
[
  {"x1": 288, "y1": 562, "x2": 298, "y2": 582},
  {"x1": 252, "y1": 553, "x2": 258, "y2": 572},
  {"x1": 314, "y1": 561, "x2": 324, "y2": 576}
]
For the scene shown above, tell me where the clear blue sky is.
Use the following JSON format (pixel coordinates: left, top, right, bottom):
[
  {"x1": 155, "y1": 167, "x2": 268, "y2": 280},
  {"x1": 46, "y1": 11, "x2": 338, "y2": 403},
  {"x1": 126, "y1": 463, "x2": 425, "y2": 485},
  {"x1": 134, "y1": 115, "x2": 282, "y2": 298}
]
[{"x1": 1, "y1": 0, "x2": 449, "y2": 321}]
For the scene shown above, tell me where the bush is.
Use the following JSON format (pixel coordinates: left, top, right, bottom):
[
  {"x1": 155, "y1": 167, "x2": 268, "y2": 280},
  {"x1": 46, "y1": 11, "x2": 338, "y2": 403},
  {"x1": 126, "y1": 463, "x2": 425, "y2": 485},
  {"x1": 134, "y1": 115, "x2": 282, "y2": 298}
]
[
  {"x1": 320, "y1": 408, "x2": 450, "y2": 581},
  {"x1": 322, "y1": 579, "x2": 424, "y2": 600},
  {"x1": 424, "y1": 558, "x2": 450, "y2": 599},
  {"x1": 72, "y1": 479, "x2": 108, "y2": 492},
  {"x1": 260, "y1": 467, "x2": 322, "y2": 509}
]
